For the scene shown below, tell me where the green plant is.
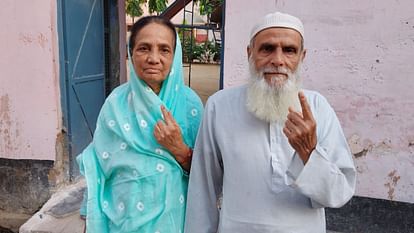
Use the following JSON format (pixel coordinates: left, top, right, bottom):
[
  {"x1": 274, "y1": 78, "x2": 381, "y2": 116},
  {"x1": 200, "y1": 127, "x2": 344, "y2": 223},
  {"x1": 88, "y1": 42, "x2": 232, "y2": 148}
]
[
  {"x1": 147, "y1": 0, "x2": 168, "y2": 14},
  {"x1": 200, "y1": 40, "x2": 221, "y2": 63},
  {"x1": 210, "y1": 41, "x2": 221, "y2": 62},
  {"x1": 180, "y1": 37, "x2": 221, "y2": 63},
  {"x1": 180, "y1": 35, "x2": 197, "y2": 63},
  {"x1": 126, "y1": 0, "x2": 145, "y2": 17},
  {"x1": 194, "y1": 0, "x2": 223, "y2": 16},
  {"x1": 125, "y1": 0, "x2": 168, "y2": 17}
]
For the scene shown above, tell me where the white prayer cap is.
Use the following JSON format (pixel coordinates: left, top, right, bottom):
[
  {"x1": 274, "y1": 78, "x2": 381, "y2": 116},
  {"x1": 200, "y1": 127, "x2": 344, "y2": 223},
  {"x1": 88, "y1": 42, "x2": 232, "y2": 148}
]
[{"x1": 250, "y1": 12, "x2": 305, "y2": 41}]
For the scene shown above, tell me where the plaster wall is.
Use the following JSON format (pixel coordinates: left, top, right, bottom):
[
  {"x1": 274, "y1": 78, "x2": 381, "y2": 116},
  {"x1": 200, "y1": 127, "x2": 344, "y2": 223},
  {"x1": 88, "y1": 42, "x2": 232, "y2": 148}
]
[
  {"x1": 0, "y1": 0, "x2": 60, "y2": 160},
  {"x1": 224, "y1": 0, "x2": 414, "y2": 203}
]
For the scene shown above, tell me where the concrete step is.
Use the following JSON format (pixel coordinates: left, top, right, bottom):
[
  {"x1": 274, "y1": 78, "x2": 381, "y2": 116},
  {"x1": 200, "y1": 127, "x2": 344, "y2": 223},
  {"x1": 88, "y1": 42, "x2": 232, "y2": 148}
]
[{"x1": 19, "y1": 180, "x2": 86, "y2": 233}]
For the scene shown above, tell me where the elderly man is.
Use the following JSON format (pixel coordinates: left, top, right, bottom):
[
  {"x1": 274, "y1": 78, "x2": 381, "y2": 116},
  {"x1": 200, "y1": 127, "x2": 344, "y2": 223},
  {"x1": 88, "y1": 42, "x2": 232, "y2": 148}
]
[{"x1": 184, "y1": 12, "x2": 356, "y2": 233}]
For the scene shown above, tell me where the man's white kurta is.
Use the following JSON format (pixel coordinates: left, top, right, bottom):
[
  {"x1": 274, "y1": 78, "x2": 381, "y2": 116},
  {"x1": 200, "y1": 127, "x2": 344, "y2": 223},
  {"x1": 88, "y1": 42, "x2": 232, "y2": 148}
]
[{"x1": 184, "y1": 85, "x2": 356, "y2": 233}]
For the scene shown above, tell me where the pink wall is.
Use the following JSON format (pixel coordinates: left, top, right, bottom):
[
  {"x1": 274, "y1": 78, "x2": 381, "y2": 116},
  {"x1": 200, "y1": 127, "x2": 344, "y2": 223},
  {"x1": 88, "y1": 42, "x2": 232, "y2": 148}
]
[
  {"x1": 0, "y1": 0, "x2": 60, "y2": 160},
  {"x1": 224, "y1": 1, "x2": 414, "y2": 203}
]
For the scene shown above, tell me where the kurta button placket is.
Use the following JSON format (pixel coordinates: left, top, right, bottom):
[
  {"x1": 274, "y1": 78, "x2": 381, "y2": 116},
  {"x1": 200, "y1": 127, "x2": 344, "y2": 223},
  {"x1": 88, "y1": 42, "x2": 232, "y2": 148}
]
[{"x1": 269, "y1": 123, "x2": 277, "y2": 153}]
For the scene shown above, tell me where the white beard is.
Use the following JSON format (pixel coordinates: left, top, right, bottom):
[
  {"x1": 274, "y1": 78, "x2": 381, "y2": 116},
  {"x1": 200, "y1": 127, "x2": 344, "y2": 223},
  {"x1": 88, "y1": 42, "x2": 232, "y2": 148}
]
[{"x1": 246, "y1": 58, "x2": 302, "y2": 124}]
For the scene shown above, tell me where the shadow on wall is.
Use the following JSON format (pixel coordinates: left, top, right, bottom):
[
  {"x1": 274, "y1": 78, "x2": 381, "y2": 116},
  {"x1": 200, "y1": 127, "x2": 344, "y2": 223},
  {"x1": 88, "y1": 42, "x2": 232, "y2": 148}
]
[
  {"x1": 0, "y1": 226, "x2": 14, "y2": 233},
  {"x1": 326, "y1": 196, "x2": 414, "y2": 232},
  {"x1": 0, "y1": 159, "x2": 55, "y2": 232}
]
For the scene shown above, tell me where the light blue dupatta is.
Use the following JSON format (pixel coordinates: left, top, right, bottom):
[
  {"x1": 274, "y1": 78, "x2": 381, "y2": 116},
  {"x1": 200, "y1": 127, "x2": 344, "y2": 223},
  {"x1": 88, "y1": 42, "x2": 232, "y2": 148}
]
[{"x1": 77, "y1": 37, "x2": 203, "y2": 233}]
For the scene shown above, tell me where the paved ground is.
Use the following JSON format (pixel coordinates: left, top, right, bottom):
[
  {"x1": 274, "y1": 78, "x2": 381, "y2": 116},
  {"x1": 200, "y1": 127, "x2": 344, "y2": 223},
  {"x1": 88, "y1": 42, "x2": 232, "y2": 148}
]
[{"x1": 183, "y1": 63, "x2": 220, "y2": 104}]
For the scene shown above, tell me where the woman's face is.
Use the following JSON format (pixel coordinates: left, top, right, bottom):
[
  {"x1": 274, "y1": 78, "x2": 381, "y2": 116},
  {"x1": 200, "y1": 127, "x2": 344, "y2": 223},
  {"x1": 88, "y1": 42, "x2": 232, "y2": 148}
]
[{"x1": 132, "y1": 23, "x2": 175, "y2": 94}]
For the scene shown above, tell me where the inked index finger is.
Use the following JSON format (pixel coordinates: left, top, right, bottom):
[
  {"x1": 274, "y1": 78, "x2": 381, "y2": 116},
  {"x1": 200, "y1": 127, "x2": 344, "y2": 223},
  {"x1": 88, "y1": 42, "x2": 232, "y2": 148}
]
[
  {"x1": 298, "y1": 91, "x2": 314, "y2": 121},
  {"x1": 160, "y1": 105, "x2": 174, "y2": 125}
]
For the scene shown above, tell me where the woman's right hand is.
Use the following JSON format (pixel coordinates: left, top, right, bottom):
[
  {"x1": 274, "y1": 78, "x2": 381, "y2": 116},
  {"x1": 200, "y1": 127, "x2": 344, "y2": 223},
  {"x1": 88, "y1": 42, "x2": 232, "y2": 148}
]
[{"x1": 153, "y1": 105, "x2": 192, "y2": 171}]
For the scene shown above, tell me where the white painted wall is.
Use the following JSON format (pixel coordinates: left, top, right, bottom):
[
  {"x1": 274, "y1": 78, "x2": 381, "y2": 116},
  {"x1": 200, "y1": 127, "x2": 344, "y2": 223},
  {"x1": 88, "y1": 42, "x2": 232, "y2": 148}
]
[
  {"x1": 0, "y1": 0, "x2": 60, "y2": 160},
  {"x1": 224, "y1": 0, "x2": 414, "y2": 203}
]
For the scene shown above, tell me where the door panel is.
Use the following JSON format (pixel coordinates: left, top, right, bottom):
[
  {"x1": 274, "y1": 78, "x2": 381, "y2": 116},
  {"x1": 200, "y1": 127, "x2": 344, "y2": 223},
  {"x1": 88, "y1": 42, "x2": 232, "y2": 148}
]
[{"x1": 58, "y1": 0, "x2": 105, "y2": 178}]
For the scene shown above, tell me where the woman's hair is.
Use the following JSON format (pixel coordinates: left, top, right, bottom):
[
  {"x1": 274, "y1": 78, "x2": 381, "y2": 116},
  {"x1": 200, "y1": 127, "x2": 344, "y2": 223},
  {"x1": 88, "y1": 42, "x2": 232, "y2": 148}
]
[{"x1": 128, "y1": 16, "x2": 177, "y2": 55}]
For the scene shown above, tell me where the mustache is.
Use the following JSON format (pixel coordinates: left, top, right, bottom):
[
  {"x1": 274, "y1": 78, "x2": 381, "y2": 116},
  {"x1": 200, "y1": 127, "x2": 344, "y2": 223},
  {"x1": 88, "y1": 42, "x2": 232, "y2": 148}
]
[{"x1": 260, "y1": 66, "x2": 291, "y2": 76}]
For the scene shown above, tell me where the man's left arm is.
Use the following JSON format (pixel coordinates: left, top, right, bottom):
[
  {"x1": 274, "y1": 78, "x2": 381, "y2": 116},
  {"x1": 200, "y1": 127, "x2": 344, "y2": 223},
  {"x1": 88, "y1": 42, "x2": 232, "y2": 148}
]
[{"x1": 283, "y1": 91, "x2": 356, "y2": 208}]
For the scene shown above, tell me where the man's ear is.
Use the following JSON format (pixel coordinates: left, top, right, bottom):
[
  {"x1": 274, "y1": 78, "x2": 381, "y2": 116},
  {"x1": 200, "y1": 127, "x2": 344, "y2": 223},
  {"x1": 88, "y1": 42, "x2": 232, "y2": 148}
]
[
  {"x1": 247, "y1": 46, "x2": 251, "y2": 60},
  {"x1": 301, "y1": 49, "x2": 307, "y2": 62}
]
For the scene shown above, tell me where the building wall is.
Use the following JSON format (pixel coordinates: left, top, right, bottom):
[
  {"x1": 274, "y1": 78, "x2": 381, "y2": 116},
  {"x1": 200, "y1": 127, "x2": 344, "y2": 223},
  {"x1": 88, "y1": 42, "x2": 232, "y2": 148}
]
[
  {"x1": 224, "y1": 0, "x2": 414, "y2": 203},
  {"x1": 0, "y1": 0, "x2": 60, "y2": 161},
  {"x1": 0, "y1": 1, "x2": 128, "y2": 231}
]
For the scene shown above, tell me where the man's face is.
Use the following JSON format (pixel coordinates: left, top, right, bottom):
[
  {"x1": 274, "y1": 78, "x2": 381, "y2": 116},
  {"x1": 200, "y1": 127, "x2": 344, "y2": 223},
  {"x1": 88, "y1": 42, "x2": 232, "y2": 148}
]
[{"x1": 247, "y1": 27, "x2": 305, "y2": 87}]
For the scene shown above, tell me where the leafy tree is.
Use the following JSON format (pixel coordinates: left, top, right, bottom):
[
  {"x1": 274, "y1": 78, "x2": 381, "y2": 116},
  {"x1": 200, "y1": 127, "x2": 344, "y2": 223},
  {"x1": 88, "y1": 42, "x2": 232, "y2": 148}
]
[
  {"x1": 126, "y1": 0, "x2": 145, "y2": 18},
  {"x1": 125, "y1": 0, "x2": 168, "y2": 18},
  {"x1": 194, "y1": 0, "x2": 223, "y2": 16},
  {"x1": 147, "y1": 0, "x2": 168, "y2": 14}
]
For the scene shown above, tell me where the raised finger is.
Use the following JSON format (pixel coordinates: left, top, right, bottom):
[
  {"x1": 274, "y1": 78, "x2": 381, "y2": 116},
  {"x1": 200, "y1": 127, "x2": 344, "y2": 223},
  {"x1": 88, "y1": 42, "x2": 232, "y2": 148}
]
[
  {"x1": 298, "y1": 92, "x2": 314, "y2": 121},
  {"x1": 160, "y1": 105, "x2": 174, "y2": 125}
]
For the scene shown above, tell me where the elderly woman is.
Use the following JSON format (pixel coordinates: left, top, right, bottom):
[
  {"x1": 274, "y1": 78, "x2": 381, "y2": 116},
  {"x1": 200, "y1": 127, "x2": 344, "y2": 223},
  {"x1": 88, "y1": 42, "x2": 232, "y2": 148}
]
[{"x1": 77, "y1": 16, "x2": 203, "y2": 232}]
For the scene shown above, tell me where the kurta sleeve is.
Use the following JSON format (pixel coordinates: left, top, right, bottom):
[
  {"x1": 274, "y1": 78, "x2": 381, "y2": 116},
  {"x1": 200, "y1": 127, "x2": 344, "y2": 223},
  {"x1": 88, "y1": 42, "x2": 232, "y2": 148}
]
[
  {"x1": 286, "y1": 93, "x2": 356, "y2": 208},
  {"x1": 184, "y1": 99, "x2": 223, "y2": 233}
]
